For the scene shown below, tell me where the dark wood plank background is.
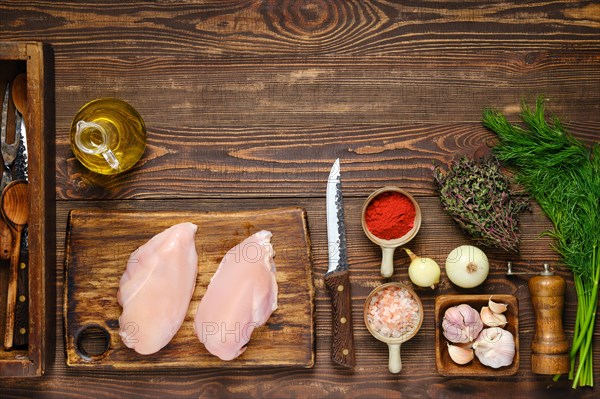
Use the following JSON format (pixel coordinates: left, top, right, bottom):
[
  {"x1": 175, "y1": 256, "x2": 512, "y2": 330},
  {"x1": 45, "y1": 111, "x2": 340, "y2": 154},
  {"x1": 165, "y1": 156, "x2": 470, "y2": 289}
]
[{"x1": 1, "y1": 1, "x2": 599, "y2": 397}]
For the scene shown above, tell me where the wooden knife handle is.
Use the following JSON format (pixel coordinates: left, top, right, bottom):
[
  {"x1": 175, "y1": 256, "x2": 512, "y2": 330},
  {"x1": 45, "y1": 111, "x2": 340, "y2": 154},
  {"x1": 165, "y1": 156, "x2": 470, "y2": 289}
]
[
  {"x1": 324, "y1": 269, "x2": 355, "y2": 368},
  {"x1": 13, "y1": 245, "x2": 28, "y2": 348},
  {"x1": 4, "y1": 225, "x2": 22, "y2": 350},
  {"x1": 0, "y1": 219, "x2": 12, "y2": 260}
]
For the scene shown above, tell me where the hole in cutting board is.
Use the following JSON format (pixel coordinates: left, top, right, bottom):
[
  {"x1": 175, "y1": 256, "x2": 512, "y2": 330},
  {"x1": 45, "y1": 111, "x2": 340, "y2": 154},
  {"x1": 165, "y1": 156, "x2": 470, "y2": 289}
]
[{"x1": 75, "y1": 324, "x2": 111, "y2": 360}]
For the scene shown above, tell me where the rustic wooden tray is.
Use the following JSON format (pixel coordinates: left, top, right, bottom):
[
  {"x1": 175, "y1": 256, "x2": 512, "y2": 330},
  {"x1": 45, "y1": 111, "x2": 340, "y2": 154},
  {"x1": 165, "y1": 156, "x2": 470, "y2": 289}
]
[
  {"x1": 0, "y1": 41, "x2": 55, "y2": 377},
  {"x1": 64, "y1": 208, "x2": 315, "y2": 369},
  {"x1": 435, "y1": 294, "x2": 519, "y2": 376}
]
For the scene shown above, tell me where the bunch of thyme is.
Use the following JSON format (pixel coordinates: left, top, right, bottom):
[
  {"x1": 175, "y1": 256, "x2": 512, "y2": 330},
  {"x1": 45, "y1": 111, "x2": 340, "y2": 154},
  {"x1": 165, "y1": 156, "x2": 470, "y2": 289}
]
[
  {"x1": 483, "y1": 97, "x2": 600, "y2": 388},
  {"x1": 433, "y1": 155, "x2": 529, "y2": 253}
]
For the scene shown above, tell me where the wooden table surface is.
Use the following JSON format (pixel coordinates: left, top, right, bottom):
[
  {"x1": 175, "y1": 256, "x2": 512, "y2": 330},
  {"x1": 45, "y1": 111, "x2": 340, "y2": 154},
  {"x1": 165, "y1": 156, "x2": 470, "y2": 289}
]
[{"x1": 1, "y1": 1, "x2": 599, "y2": 398}]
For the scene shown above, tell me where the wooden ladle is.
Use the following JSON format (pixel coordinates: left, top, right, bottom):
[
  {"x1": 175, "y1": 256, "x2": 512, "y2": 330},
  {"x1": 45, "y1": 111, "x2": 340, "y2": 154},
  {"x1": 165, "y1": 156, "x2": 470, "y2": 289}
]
[
  {"x1": 1, "y1": 180, "x2": 29, "y2": 349},
  {"x1": 11, "y1": 73, "x2": 27, "y2": 116}
]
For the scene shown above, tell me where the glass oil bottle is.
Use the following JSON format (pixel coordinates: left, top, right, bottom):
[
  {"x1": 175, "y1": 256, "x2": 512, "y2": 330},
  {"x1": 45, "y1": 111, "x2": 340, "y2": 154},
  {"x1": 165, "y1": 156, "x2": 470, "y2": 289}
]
[{"x1": 70, "y1": 98, "x2": 146, "y2": 175}]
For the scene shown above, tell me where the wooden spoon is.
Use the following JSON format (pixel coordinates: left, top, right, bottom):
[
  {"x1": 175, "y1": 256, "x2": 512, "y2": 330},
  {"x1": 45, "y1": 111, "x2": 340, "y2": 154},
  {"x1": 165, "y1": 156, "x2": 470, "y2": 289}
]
[
  {"x1": 1, "y1": 180, "x2": 29, "y2": 349},
  {"x1": 11, "y1": 73, "x2": 27, "y2": 116}
]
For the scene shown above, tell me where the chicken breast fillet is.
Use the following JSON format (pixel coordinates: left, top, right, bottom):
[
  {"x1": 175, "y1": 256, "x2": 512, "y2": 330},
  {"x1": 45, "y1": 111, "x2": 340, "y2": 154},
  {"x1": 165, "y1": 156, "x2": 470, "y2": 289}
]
[
  {"x1": 117, "y1": 222, "x2": 198, "y2": 355},
  {"x1": 194, "y1": 230, "x2": 278, "y2": 361}
]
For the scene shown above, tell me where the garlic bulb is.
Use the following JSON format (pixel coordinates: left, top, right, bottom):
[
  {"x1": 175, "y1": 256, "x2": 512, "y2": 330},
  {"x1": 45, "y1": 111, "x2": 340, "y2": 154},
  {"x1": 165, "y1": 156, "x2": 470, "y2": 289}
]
[
  {"x1": 405, "y1": 248, "x2": 441, "y2": 289},
  {"x1": 480, "y1": 306, "x2": 507, "y2": 327},
  {"x1": 488, "y1": 297, "x2": 508, "y2": 314},
  {"x1": 442, "y1": 304, "x2": 483, "y2": 343},
  {"x1": 447, "y1": 343, "x2": 474, "y2": 365},
  {"x1": 473, "y1": 327, "x2": 515, "y2": 368}
]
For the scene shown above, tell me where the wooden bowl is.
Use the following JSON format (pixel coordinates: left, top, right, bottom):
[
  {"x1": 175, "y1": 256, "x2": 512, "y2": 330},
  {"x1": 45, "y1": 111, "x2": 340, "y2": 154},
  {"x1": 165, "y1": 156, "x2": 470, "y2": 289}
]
[
  {"x1": 364, "y1": 282, "x2": 424, "y2": 373},
  {"x1": 435, "y1": 294, "x2": 520, "y2": 376},
  {"x1": 361, "y1": 187, "x2": 422, "y2": 277}
]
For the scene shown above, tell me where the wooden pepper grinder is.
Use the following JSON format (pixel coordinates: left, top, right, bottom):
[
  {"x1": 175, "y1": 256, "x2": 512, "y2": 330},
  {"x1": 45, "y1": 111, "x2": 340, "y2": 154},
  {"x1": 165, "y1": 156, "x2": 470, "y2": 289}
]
[{"x1": 528, "y1": 263, "x2": 570, "y2": 374}]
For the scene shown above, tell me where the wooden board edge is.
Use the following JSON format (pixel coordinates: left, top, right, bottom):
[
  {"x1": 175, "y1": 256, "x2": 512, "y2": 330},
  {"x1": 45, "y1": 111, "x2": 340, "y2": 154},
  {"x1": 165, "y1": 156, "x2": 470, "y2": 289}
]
[
  {"x1": 0, "y1": 42, "x2": 28, "y2": 60},
  {"x1": 63, "y1": 209, "x2": 74, "y2": 367},
  {"x1": 67, "y1": 206, "x2": 310, "y2": 220},
  {"x1": 299, "y1": 207, "x2": 316, "y2": 368},
  {"x1": 28, "y1": 41, "x2": 56, "y2": 377}
]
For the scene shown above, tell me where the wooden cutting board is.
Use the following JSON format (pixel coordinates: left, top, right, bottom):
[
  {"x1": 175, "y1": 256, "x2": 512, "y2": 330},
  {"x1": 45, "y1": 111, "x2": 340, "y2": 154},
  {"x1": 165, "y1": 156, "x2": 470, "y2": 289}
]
[{"x1": 64, "y1": 208, "x2": 315, "y2": 369}]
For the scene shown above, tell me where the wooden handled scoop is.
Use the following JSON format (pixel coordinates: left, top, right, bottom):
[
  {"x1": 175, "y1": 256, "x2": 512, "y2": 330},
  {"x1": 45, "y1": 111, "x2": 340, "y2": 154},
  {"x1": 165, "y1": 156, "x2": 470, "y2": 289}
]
[
  {"x1": 11, "y1": 73, "x2": 27, "y2": 117},
  {"x1": 1, "y1": 180, "x2": 29, "y2": 350},
  {"x1": 364, "y1": 282, "x2": 424, "y2": 373}
]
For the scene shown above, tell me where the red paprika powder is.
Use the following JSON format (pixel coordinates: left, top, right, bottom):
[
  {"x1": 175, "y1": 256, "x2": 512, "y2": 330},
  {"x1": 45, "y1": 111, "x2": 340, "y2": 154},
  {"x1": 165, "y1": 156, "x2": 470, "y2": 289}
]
[{"x1": 365, "y1": 191, "x2": 416, "y2": 240}]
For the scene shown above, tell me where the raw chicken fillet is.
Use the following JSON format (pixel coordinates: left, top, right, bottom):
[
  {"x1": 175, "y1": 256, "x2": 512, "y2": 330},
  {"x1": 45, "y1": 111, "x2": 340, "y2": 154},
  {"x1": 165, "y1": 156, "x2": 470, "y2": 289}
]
[
  {"x1": 117, "y1": 222, "x2": 199, "y2": 355},
  {"x1": 194, "y1": 230, "x2": 278, "y2": 361}
]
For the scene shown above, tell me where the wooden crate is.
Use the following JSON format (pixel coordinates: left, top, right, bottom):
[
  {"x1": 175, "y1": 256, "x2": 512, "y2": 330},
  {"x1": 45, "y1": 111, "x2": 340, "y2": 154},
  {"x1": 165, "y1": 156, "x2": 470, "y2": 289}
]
[{"x1": 0, "y1": 42, "x2": 55, "y2": 377}]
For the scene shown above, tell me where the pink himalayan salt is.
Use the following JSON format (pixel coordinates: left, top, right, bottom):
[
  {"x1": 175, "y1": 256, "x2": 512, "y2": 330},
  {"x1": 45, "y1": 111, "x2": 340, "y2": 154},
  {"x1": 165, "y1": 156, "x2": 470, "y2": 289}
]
[{"x1": 367, "y1": 286, "x2": 420, "y2": 339}]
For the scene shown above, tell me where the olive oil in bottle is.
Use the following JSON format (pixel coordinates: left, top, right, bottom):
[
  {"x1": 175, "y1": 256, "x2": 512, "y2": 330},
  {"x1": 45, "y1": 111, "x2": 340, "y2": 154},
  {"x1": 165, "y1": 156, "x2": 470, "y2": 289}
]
[{"x1": 70, "y1": 98, "x2": 146, "y2": 175}]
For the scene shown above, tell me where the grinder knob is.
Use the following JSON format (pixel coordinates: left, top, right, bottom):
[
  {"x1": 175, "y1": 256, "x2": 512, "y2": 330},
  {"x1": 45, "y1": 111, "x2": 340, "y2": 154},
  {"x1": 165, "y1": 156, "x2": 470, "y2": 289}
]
[{"x1": 528, "y1": 264, "x2": 570, "y2": 375}]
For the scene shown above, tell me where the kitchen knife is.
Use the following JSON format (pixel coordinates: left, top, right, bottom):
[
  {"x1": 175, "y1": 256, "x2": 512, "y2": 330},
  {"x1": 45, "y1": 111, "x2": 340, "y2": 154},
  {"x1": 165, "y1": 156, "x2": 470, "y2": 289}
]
[
  {"x1": 324, "y1": 158, "x2": 355, "y2": 368},
  {"x1": 13, "y1": 112, "x2": 28, "y2": 347},
  {"x1": 12, "y1": 246, "x2": 28, "y2": 348}
]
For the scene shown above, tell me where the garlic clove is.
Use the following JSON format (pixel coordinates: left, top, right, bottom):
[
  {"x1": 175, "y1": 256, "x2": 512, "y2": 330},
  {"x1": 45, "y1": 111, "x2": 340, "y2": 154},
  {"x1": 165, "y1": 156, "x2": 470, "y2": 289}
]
[
  {"x1": 488, "y1": 297, "x2": 508, "y2": 314},
  {"x1": 447, "y1": 343, "x2": 474, "y2": 365},
  {"x1": 480, "y1": 306, "x2": 507, "y2": 327},
  {"x1": 473, "y1": 327, "x2": 515, "y2": 368},
  {"x1": 442, "y1": 304, "x2": 483, "y2": 343}
]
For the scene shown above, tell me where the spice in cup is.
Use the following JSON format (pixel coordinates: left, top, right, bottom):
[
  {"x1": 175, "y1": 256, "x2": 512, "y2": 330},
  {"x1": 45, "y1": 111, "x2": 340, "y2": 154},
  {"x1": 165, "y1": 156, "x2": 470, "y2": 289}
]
[
  {"x1": 364, "y1": 283, "x2": 424, "y2": 373},
  {"x1": 364, "y1": 191, "x2": 416, "y2": 240},
  {"x1": 362, "y1": 187, "x2": 422, "y2": 277},
  {"x1": 367, "y1": 285, "x2": 421, "y2": 338}
]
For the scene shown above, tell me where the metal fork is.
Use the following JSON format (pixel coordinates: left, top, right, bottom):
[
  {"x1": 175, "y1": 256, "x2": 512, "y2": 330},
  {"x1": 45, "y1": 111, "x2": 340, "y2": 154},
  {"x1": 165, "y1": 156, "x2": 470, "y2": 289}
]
[{"x1": 1, "y1": 83, "x2": 21, "y2": 191}]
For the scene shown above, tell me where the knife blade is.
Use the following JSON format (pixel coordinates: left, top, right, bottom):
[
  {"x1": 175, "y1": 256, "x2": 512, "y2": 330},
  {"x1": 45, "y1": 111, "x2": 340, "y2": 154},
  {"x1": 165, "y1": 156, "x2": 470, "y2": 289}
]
[
  {"x1": 0, "y1": 84, "x2": 12, "y2": 260},
  {"x1": 14, "y1": 112, "x2": 27, "y2": 182},
  {"x1": 324, "y1": 158, "x2": 355, "y2": 368},
  {"x1": 13, "y1": 109, "x2": 29, "y2": 249}
]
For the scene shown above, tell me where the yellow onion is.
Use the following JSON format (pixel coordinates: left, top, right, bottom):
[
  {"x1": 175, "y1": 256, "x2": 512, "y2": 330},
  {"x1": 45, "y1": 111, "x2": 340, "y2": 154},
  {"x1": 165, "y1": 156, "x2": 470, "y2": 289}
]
[
  {"x1": 445, "y1": 245, "x2": 489, "y2": 288},
  {"x1": 405, "y1": 249, "x2": 441, "y2": 289}
]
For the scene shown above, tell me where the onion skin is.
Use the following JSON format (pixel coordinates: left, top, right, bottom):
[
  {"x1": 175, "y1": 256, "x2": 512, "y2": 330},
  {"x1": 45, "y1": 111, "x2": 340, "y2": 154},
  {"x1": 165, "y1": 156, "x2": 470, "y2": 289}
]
[
  {"x1": 405, "y1": 248, "x2": 441, "y2": 289},
  {"x1": 445, "y1": 245, "x2": 489, "y2": 288}
]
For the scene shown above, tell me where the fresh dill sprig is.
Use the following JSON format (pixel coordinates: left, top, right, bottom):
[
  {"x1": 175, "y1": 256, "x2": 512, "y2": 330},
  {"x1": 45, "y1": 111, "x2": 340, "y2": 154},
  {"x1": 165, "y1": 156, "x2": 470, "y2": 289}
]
[{"x1": 483, "y1": 97, "x2": 600, "y2": 388}]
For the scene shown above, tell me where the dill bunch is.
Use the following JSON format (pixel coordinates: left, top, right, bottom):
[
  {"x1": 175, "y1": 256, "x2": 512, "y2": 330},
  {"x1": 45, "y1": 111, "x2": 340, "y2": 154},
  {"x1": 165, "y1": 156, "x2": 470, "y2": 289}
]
[
  {"x1": 433, "y1": 156, "x2": 529, "y2": 252},
  {"x1": 483, "y1": 97, "x2": 600, "y2": 388}
]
